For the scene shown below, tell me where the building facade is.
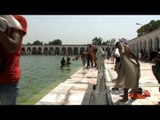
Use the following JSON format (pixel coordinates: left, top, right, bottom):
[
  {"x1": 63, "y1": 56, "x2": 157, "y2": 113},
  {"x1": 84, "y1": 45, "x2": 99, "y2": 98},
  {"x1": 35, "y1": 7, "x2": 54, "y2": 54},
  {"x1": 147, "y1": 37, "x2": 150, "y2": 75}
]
[
  {"x1": 21, "y1": 44, "x2": 113, "y2": 56},
  {"x1": 22, "y1": 28, "x2": 160, "y2": 59},
  {"x1": 128, "y1": 28, "x2": 160, "y2": 60}
]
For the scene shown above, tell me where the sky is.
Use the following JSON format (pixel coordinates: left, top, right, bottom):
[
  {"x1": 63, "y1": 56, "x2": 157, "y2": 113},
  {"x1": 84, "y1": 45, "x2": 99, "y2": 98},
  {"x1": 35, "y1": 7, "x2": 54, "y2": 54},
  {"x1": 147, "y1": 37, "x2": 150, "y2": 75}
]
[{"x1": 22, "y1": 15, "x2": 160, "y2": 45}]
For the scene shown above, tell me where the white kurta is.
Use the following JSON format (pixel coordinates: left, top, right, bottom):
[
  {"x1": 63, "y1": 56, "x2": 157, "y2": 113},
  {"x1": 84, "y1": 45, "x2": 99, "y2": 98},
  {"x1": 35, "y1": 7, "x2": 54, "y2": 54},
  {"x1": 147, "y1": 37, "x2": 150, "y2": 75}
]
[{"x1": 96, "y1": 47, "x2": 105, "y2": 70}]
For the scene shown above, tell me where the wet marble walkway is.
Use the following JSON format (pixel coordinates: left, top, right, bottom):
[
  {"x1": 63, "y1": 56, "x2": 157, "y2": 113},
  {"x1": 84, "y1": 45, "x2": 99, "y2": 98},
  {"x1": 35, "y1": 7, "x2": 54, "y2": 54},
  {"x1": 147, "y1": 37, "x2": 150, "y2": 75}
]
[
  {"x1": 105, "y1": 60, "x2": 160, "y2": 105},
  {"x1": 36, "y1": 60, "x2": 160, "y2": 105},
  {"x1": 36, "y1": 66, "x2": 98, "y2": 105}
]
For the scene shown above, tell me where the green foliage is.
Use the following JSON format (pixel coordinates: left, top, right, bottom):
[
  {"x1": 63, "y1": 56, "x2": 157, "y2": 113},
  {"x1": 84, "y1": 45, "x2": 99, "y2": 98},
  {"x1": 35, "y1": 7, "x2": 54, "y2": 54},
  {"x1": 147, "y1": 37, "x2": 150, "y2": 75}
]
[
  {"x1": 49, "y1": 39, "x2": 62, "y2": 45},
  {"x1": 92, "y1": 37, "x2": 116, "y2": 45},
  {"x1": 137, "y1": 19, "x2": 160, "y2": 37},
  {"x1": 33, "y1": 40, "x2": 43, "y2": 45},
  {"x1": 102, "y1": 38, "x2": 116, "y2": 45},
  {"x1": 110, "y1": 38, "x2": 116, "y2": 45},
  {"x1": 92, "y1": 37, "x2": 103, "y2": 45},
  {"x1": 27, "y1": 42, "x2": 31, "y2": 45}
]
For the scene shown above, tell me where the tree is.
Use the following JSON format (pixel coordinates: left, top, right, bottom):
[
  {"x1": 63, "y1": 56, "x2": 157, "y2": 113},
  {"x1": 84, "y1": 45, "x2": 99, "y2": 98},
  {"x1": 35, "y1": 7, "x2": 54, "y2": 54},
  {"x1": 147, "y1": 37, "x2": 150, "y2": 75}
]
[
  {"x1": 49, "y1": 39, "x2": 62, "y2": 45},
  {"x1": 103, "y1": 38, "x2": 116, "y2": 45},
  {"x1": 106, "y1": 40, "x2": 109, "y2": 45},
  {"x1": 27, "y1": 42, "x2": 31, "y2": 45},
  {"x1": 110, "y1": 38, "x2": 116, "y2": 45},
  {"x1": 33, "y1": 40, "x2": 43, "y2": 45},
  {"x1": 102, "y1": 41, "x2": 107, "y2": 45},
  {"x1": 92, "y1": 37, "x2": 103, "y2": 45},
  {"x1": 137, "y1": 20, "x2": 160, "y2": 37}
]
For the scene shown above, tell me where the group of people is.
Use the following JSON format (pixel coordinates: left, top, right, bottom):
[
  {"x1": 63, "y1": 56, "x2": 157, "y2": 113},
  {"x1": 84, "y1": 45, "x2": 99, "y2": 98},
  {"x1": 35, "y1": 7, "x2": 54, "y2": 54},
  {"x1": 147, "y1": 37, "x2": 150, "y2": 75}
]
[
  {"x1": 80, "y1": 41, "x2": 144, "y2": 102},
  {"x1": 0, "y1": 15, "x2": 160, "y2": 105},
  {"x1": 60, "y1": 56, "x2": 71, "y2": 69},
  {"x1": 81, "y1": 41, "x2": 160, "y2": 103},
  {"x1": 80, "y1": 44, "x2": 98, "y2": 68},
  {"x1": 80, "y1": 41, "x2": 141, "y2": 102}
]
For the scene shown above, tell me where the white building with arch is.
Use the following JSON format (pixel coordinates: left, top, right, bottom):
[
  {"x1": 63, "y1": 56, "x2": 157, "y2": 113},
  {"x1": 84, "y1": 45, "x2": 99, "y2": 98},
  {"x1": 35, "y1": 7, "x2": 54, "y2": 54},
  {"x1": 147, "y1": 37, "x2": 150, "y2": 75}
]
[{"x1": 128, "y1": 28, "x2": 160, "y2": 60}]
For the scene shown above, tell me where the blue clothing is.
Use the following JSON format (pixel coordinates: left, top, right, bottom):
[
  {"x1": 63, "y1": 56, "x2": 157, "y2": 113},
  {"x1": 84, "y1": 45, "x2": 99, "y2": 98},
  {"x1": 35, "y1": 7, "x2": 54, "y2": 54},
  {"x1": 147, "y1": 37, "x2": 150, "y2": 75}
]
[{"x1": 0, "y1": 82, "x2": 18, "y2": 105}]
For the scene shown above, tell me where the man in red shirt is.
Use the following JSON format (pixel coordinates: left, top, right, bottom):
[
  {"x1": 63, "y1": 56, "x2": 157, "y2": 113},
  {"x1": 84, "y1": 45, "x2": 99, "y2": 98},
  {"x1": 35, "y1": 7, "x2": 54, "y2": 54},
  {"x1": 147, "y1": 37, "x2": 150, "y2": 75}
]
[{"x1": 0, "y1": 15, "x2": 27, "y2": 105}]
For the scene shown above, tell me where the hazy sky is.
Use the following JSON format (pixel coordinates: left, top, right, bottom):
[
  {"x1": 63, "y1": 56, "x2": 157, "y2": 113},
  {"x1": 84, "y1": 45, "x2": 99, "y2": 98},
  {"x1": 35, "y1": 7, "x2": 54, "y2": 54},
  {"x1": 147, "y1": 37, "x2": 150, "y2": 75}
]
[{"x1": 23, "y1": 15, "x2": 160, "y2": 45}]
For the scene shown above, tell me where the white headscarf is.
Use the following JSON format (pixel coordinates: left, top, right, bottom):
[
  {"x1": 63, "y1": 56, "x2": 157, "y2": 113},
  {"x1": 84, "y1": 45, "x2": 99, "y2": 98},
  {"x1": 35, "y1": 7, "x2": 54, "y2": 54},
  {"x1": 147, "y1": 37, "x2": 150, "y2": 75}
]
[
  {"x1": 96, "y1": 47, "x2": 105, "y2": 69},
  {"x1": 0, "y1": 15, "x2": 22, "y2": 32},
  {"x1": 119, "y1": 38, "x2": 128, "y2": 44},
  {"x1": 96, "y1": 47, "x2": 105, "y2": 58}
]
